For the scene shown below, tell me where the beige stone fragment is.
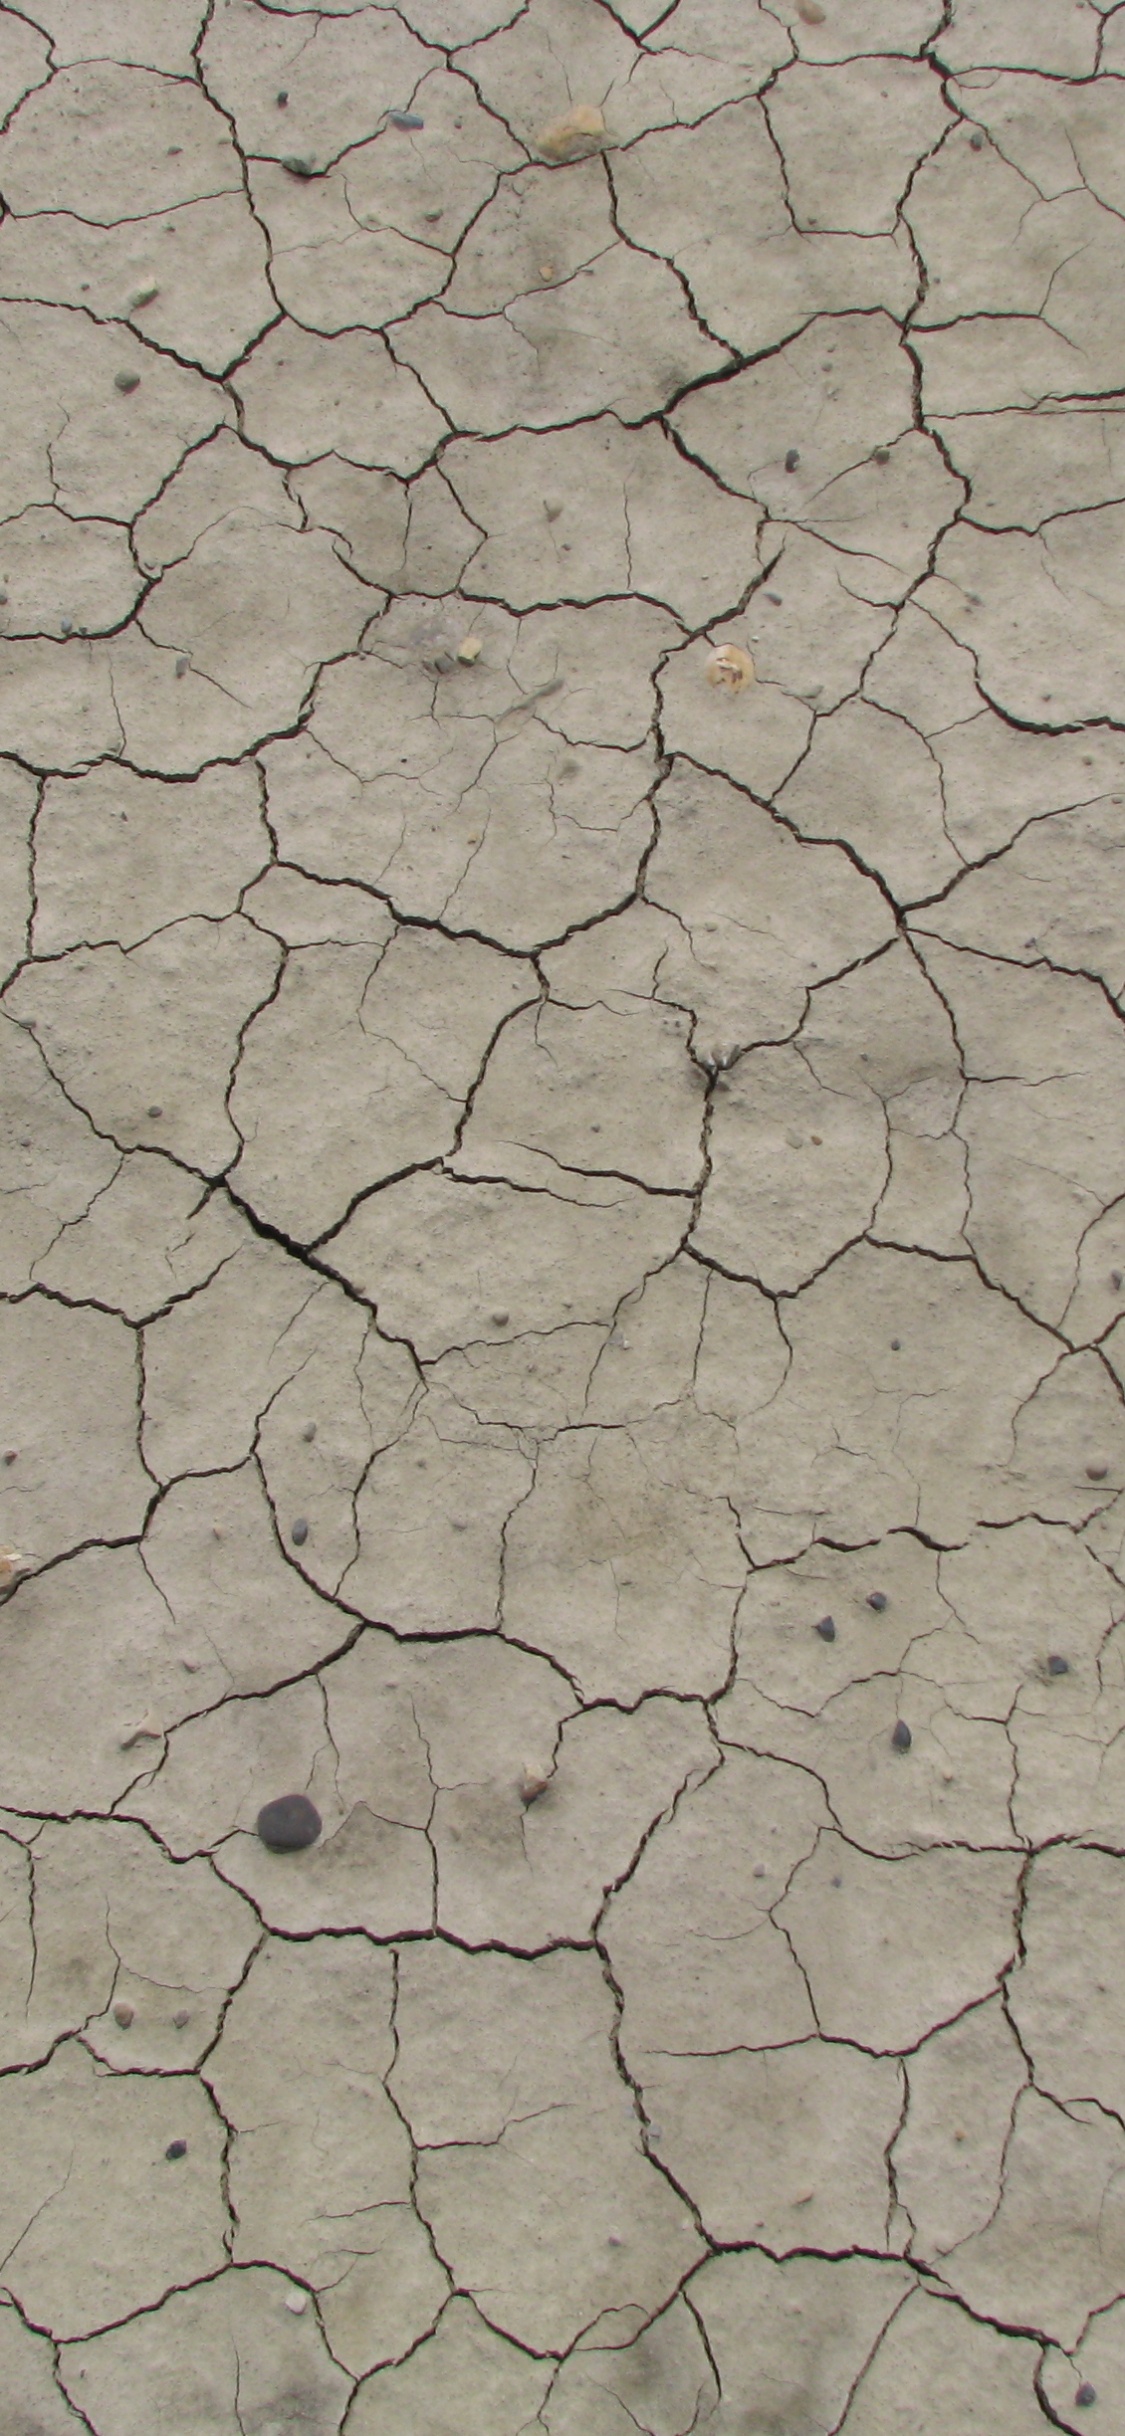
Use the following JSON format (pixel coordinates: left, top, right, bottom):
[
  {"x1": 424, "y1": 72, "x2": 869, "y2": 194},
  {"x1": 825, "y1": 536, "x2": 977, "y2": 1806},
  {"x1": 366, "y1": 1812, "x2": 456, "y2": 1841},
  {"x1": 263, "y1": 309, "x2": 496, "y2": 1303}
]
[
  {"x1": 0, "y1": 504, "x2": 139, "y2": 638},
  {"x1": 202, "y1": 0, "x2": 434, "y2": 162},
  {"x1": 0, "y1": 1548, "x2": 191, "y2": 1813},
  {"x1": 210, "y1": 1938, "x2": 414, "y2": 2285},
  {"x1": 1041, "y1": 2300, "x2": 1125, "y2": 2433},
  {"x1": 503, "y1": 1419, "x2": 745, "y2": 1699},
  {"x1": 941, "y1": 2087, "x2": 1125, "y2": 2347},
  {"x1": 841, "y1": 2287, "x2": 1047, "y2": 2435},
  {"x1": 35, "y1": 1155, "x2": 241, "y2": 1322},
  {"x1": 141, "y1": 1236, "x2": 347, "y2": 1479},
  {"x1": 393, "y1": 1945, "x2": 703, "y2": 2351},
  {"x1": 231, "y1": 928, "x2": 535, "y2": 1238},
  {"x1": 60, "y1": 2266, "x2": 352, "y2": 2436},
  {"x1": 456, "y1": 995, "x2": 701, "y2": 1194},
  {"x1": 605, "y1": 1752, "x2": 824, "y2": 2063},
  {"x1": 768, "y1": 59, "x2": 948, "y2": 235},
  {"x1": 233, "y1": 323, "x2": 446, "y2": 473},
  {"x1": 893, "y1": 1997, "x2": 1029, "y2": 2260},
  {"x1": 0, "y1": 1011, "x2": 119, "y2": 1291},
  {"x1": 0, "y1": 2300, "x2": 77, "y2": 2436},
  {"x1": 779, "y1": 1834, "x2": 1020, "y2": 2052},
  {"x1": 8, "y1": 916, "x2": 279, "y2": 1174},
  {"x1": 694, "y1": 1038, "x2": 888, "y2": 1290},
  {"x1": 689, "y1": 2251, "x2": 916, "y2": 2436},
  {"x1": 342, "y1": 1384, "x2": 531, "y2": 1637},
  {"x1": 0, "y1": 1293, "x2": 148, "y2": 1564},
  {"x1": 920, "y1": 800, "x2": 1125, "y2": 1002},
  {"x1": 258, "y1": 1313, "x2": 419, "y2": 1599},
  {"x1": 293, "y1": 460, "x2": 477, "y2": 595},
  {"x1": 917, "y1": 941, "x2": 1125, "y2": 1325},
  {"x1": 779, "y1": 697, "x2": 962, "y2": 903},
  {"x1": 446, "y1": 416, "x2": 763, "y2": 624},
  {"x1": 325, "y1": 1169, "x2": 688, "y2": 1354},
  {"x1": 0, "y1": 193, "x2": 274, "y2": 377},
  {"x1": 613, "y1": 109, "x2": 915, "y2": 357},
  {"x1": 0, "y1": 2039, "x2": 225, "y2": 2338},
  {"x1": 937, "y1": 0, "x2": 1098, "y2": 73},
  {"x1": 642, "y1": 2038, "x2": 901, "y2": 2249},
  {"x1": 545, "y1": 2294, "x2": 718, "y2": 2436},
  {"x1": 433, "y1": 1693, "x2": 716, "y2": 1945},
  {"x1": 1008, "y1": 1849, "x2": 1125, "y2": 2119},
  {"x1": 16, "y1": 1817, "x2": 257, "y2": 2072},
  {"x1": 348, "y1": 2296, "x2": 551, "y2": 2436},
  {"x1": 0, "y1": 59, "x2": 240, "y2": 220},
  {"x1": 32, "y1": 760, "x2": 268, "y2": 953},
  {"x1": 143, "y1": 1463, "x2": 356, "y2": 1698},
  {"x1": 0, "y1": 303, "x2": 226, "y2": 526}
]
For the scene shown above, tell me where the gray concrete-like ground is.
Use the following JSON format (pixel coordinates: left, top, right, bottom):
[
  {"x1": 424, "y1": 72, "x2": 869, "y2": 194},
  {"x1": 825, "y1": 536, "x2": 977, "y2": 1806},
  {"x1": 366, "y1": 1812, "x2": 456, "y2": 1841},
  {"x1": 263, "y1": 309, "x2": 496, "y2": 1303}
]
[{"x1": 2, "y1": 0, "x2": 1125, "y2": 2427}]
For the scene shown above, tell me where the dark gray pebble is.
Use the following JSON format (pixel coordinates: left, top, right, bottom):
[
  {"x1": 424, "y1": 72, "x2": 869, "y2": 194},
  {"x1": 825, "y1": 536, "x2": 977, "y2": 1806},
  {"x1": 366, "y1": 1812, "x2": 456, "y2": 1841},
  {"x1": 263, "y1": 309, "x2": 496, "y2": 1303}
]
[
  {"x1": 784, "y1": 448, "x2": 800, "y2": 471},
  {"x1": 873, "y1": 447, "x2": 891, "y2": 464},
  {"x1": 1112, "y1": 1269, "x2": 1123, "y2": 1291},
  {"x1": 302, "y1": 1421, "x2": 317, "y2": 1442},
  {"x1": 890, "y1": 1337, "x2": 901, "y2": 1349},
  {"x1": 281, "y1": 155, "x2": 315, "y2": 178},
  {"x1": 291, "y1": 1517, "x2": 309, "y2": 1546},
  {"x1": 815, "y1": 1615, "x2": 836, "y2": 1642},
  {"x1": 1047, "y1": 1654, "x2": 1070, "y2": 1677},
  {"x1": 277, "y1": 89, "x2": 289, "y2": 105},
  {"x1": 867, "y1": 1592, "x2": 888, "y2": 1612},
  {"x1": 115, "y1": 372, "x2": 141, "y2": 393},
  {"x1": 1076, "y1": 2385, "x2": 1097, "y2": 2409},
  {"x1": 165, "y1": 2139, "x2": 188, "y2": 2160},
  {"x1": 969, "y1": 131, "x2": 984, "y2": 150},
  {"x1": 891, "y1": 1720, "x2": 912, "y2": 1751},
  {"x1": 387, "y1": 110, "x2": 424, "y2": 129},
  {"x1": 257, "y1": 1792, "x2": 322, "y2": 1852},
  {"x1": 147, "y1": 1103, "x2": 163, "y2": 1119}
]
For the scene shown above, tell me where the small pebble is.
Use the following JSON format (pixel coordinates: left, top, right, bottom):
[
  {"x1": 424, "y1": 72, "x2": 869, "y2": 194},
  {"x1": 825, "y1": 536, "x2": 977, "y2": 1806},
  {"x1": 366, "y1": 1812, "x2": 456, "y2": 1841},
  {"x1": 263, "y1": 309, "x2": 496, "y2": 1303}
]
[
  {"x1": 147, "y1": 1103, "x2": 163, "y2": 1119},
  {"x1": 281, "y1": 155, "x2": 315, "y2": 178},
  {"x1": 872, "y1": 446, "x2": 890, "y2": 464},
  {"x1": 867, "y1": 1591, "x2": 888, "y2": 1613},
  {"x1": 520, "y1": 1762, "x2": 552, "y2": 1804},
  {"x1": 291, "y1": 1517, "x2": 309, "y2": 1546},
  {"x1": 490, "y1": 1309, "x2": 510, "y2": 1327},
  {"x1": 387, "y1": 110, "x2": 425, "y2": 130},
  {"x1": 112, "y1": 1999, "x2": 135, "y2": 2029},
  {"x1": 891, "y1": 1720, "x2": 912, "y2": 1752},
  {"x1": 538, "y1": 102, "x2": 606, "y2": 162},
  {"x1": 285, "y1": 2289, "x2": 309, "y2": 2315},
  {"x1": 890, "y1": 1338, "x2": 901, "y2": 1350},
  {"x1": 785, "y1": 447, "x2": 800, "y2": 471},
  {"x1": 165, "y1": 2139, "x2": 188, "y2": 2161},
  {"x1": 302, "y1": 1420, "x2": 317, "y2": 1442},
  {"x1": 796, "y1": 0, "x2": 826, "y2": 18},
  {"x1": 172, "y1": 2008, "x2": 191, "y2": 2028},
  {"x1": 815, "y1": 1615, "x2": 837, "y2": 1642},
  {"x1": 276, "y1": 89, "x2": 289, "y2": 106},
  {"x1": 3, "y1": 1452, "x2": 17, "y2": 1466},
  {"x1": 1076, "y1": 2384, "x2": 1097, "y2": 2409},
  {"x1": 1113, "y1": 1269, "x2": 1124, "y2": 1291},
  {"x1": 969, "y1": 130, "x2": 984, "y2": 150},
  {"x1": 752, "y1": 1863, "x2": 766, "y2": 1878},
  {"x1": 257, "y1": 1792, "x2": 322, "y2": 1851},
  {"x1": 174, "y1": 655, "x2": 189, "y2": 677},
  {"x1": 456, "y1": 634, "x2": 482, "y2": 664},
  {"x1": 60, "y1": 618, "x2": 73, "y2": 636},
  {"x1": 1047, "y1": 1653, "x2": 1070, "y2": 1677},
  {"x1": 114, "y1": 371, "x2": 141, "y2": 393},
  {"x1": 131, "y1": 285, "x2": 160, "y2": 309},
  {"x1": 1086, "y1": 1461, "x2": 1109, "y2": 1480},
  {"x1": 423, "y1": 207, "x2": 443, "y2": 221}
]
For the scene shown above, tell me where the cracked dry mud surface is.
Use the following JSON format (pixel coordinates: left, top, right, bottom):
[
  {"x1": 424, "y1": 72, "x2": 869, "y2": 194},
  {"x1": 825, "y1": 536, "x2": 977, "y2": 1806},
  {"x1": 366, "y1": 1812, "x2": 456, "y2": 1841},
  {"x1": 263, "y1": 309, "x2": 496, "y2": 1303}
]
[{"x1": 5, "y1": 3, "x2": 1125, "y2": 2432}]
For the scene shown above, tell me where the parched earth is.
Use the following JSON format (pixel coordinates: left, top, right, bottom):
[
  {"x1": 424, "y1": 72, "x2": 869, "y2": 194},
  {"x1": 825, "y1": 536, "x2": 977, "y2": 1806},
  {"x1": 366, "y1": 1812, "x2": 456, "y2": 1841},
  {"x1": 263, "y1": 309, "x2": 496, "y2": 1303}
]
[{"x1": 2, "y1": 0, "x2": 1125, "y2": 2428}]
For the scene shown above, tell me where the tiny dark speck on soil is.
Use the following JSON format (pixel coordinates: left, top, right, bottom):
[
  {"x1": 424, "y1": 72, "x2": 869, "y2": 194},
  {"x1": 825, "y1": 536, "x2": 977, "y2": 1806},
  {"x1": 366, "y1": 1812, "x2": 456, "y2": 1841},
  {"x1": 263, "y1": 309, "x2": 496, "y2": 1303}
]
[
  {"x1": 891, "y1": 1720, "x2": 912, "y2": 1751},
  {"x1": 277, "y1": 90, "x2": 289, "y2": 105},
  {"x1": 291, "y1": 1517, "x2": 309, "y2": 1546},
  {"x1": 784, "y1": 448, "x2": 800, "y2": 471},
  {"x1": 257, "y1": 1792, "x2": 322, "y2": 1852},
  {"x1": 889, "y1": 1337, "x2": 900, "y2": 1349},
  {"x1": 1047, "y1": 1654, "x2": 1070, "y2": 1676},
  {"x1": 969, "y1": 131, "x2": 984, "y2": 150},
  {"x1": 867, "y1": 1591, "x2": 888, "y2": 1612},
  {"x1": 815, "y1": 1615, "x2": 836, "y2": 1641},
  {"x1": 1076, "y1": 2386, "x2": 1097, "y2": 2409},
  {"x1": 165, "y1": 2139, "x2": 188, "y2": 2160}
]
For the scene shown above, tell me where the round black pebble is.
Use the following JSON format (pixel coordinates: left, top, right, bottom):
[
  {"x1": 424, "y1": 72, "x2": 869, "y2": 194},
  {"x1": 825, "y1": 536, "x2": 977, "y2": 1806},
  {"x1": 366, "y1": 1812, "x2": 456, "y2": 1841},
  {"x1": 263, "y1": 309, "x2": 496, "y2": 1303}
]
[
  {"x1": 291, "y1": 1517, "x2": 309, "y2": 1546},
  {"x1": 815, "y1": 1615, "x2": 837, "y2": 1642},
  {"x1": 891, "y1": 1720, "x2": 912, "y2": 1751},
  {"x1": 1076, "y1": 2385, "x2": 1097, "y2": 2409},
  {"x1": 257, "y1": 1793, "x2": 322, "y2": 1852},
  {"x1": 277, "y1": 89, "x2": 289, "y2": 104},
  {"x1": 784, "y1": 447, "x2": 800, "y2": 471},
  {"x1": 867, "y1": 1591, "x2": 888, "y2": 1613},
  {"x1": 165, "y1": 2139, "x2": 188, "y2": 2160},
  {"x1": 1047, "y1": 1653, "x2": 1070, "y2": 1677}
]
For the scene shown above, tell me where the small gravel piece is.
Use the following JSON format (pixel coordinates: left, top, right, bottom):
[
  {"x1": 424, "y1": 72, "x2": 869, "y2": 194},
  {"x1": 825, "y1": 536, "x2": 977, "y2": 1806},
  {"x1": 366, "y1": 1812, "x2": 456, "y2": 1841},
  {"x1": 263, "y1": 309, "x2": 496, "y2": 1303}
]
[
  {"x1": 785, "y1": 447, "x2": 800, "y2": 471},
  {"x1": 867, "y1": 1591, "x2": 888, "y2": 1613},
  {"x1": 891, "y1": 1720, "x2": 912, "y2": 1752},
  {"x1": 132, "y1": 285, "x2": 160, "y2": 309},
  {"x1": 281, "y1": 155, "x2": 315, "y2": 178},
  {"x1": 1086, "y1": 1461, "x2": 1109, "y2": 1480},
  {"x1": 165, "y1": 2139, "x2": 188, "y2": 2161},
  {"x1": 112, "y1": 2000, "x2": 135, "y2": 2029},
  {"x1": 302, "y1": 1420, "x2": 317, "y2": 1442},
  {"x1": 147, "y1": 1103, "x2": 163, "y2": 1118},
  {"x1": 114, "y1": 371, "x2": 141, "y2": 393},
  {"x1": 257, "y1": 1792, "x2": 322, "y2": 1852},
  {"x1": 969, "y1": 130, "x2": 984, "y2": 150},
  {"x1": 1112, "y1": 1269, "x2": 1123, "y2": 1291},
  {"x1": 815, "y1": 1615, "x2": 836, "y2": 1642},
  {"x1": 873, "y1": 447, "x2": 890, "y2": 464},
  {"x1": 1076, "y1": 2386, "x2": 1097, "y2": 2410},
  {"x1": 174, "y1": 655, "x2": 189, "y2": 677},
  {"x1": 60, "y1": 618, "x2": 73, "y2": 635},
  {"x1": 1047, "y1": 1654, "x2": 1070, "y2": 1677},
  {"x1": 277, "y1": 89, "x2": 289, "y2": 106},
  {"x1": 291, "y1": 1516, "x2": 309, "y2": 1546},
  {"x1": 387, "y1": 110, "x2": 424, "y2": 130}
]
